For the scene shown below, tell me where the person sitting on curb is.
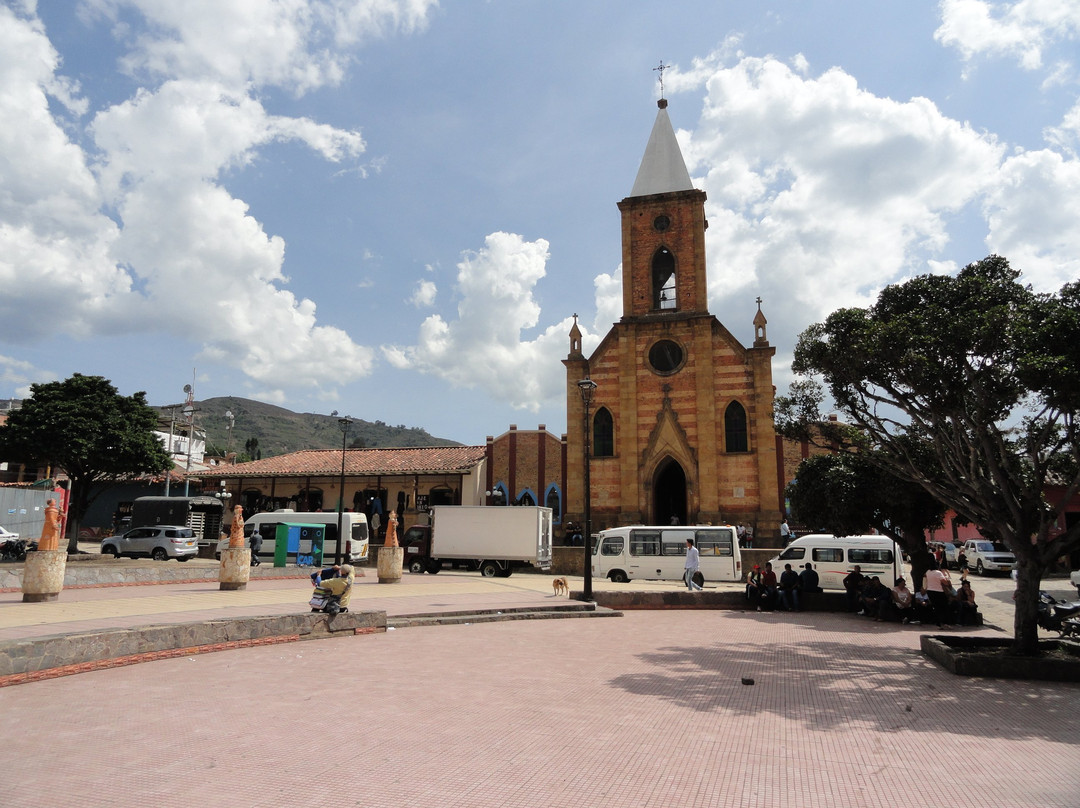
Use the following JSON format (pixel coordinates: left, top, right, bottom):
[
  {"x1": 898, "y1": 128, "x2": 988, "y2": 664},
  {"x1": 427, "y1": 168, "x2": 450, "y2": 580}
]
[
  {"x1": 891, "y1": 577, "x2": 917, "y2": 624},
  {"x1": 955, "y1": 579, "x2": 979, "y2": 626},
  {"x1": 760, "y1": 562, "x2": 778, "y2": 611},
  {"x1": 843, "y1": 565, "x2": 866, "y2": 612},
  {"x1": 922, "y1": 559, "x2": 953, "y2": 628},
  {"x1": 799, "y1": 562, "x2": 821, "y2": 594},
  {"x1": 778, "y1": 563, "x2": 801, "y2": 611},
  {"x1": 311, "y1": 564, "x2": 354, "y2": 613},
  {"x1": 745, "y1": 565, "x2": 763, "y2": 610},
  {"x1": 859, "y1": 576, "x2": 890, "y2": 620},
  {"x1": 913, "y1": 589, "x2": 934, "y2": 623},
  {"x1": 311, "y1": 564, "x2": 341, "y2": 586}
]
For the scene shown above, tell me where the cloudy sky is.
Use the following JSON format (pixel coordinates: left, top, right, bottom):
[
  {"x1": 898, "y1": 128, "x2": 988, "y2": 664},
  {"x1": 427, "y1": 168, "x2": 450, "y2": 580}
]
[{"x1": 2, "y1": 1, "x2": 1079, "y2": 446}]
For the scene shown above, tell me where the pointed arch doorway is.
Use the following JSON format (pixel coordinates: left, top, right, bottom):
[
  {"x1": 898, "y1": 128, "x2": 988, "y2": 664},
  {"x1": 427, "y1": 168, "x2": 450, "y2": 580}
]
[{"x1": 653, "y1": 458, "x2": 687, "y2": 526}]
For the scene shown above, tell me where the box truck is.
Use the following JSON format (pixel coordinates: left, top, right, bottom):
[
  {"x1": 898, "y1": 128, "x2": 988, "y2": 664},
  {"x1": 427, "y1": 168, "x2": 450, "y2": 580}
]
[
  {"x1": 402, "y1": 505, "x2": 553, "y2": 578},
  {"x1": 129, "y1": 496, "x2": 226, "y2": 549}
]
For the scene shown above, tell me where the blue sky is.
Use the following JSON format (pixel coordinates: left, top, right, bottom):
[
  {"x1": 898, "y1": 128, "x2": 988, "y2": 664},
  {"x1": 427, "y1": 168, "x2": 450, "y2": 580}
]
[{"x1": 2, "y1": 0, "x2": 1079, "y2": 446}]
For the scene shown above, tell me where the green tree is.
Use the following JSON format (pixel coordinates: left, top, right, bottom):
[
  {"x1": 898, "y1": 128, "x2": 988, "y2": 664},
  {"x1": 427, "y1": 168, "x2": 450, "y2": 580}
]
[
  {"x1": 786, "y1": 451, "x2": 946, "y2": 589},
  {"x1": 784, "y1": 256, "x2": 1080, "y2": 655},
  {"x1": 0, "y1": 374, "x2": 171, "y2": 553}
]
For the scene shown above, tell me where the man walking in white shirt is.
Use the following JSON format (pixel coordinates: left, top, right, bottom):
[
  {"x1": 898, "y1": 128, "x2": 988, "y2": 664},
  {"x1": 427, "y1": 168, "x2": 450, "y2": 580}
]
[{"x1": 683, "y1": 538, "x2": 703, "y2": 591}]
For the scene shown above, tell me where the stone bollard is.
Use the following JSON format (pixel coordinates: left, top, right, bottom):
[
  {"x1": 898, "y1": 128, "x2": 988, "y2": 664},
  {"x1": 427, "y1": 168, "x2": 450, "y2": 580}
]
[
  {"x1": 22, "y1": 550, "x2": 67, "y2": 602},
  {"x1": 377, "y1": 545, "x2": 403, "y2": 583},
  {"x1": 219, "y1": 547, "x2": 252, "y2": 590}
]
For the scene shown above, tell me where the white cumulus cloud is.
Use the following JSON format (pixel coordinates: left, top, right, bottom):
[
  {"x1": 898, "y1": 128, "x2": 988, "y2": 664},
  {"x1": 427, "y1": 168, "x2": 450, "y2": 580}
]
[
  {"x1": 681, "y1": 55, "x2": 1005, "y2": 326},
  {"x1": 935, "y1": 0, "x2": 1080, "y2": 71},
  {"x1": 0, "y1": 0, "x2": 436, "y2": 397},
  {"x1": 383, "y1": 232, "x2": 597, "y2": 411}
]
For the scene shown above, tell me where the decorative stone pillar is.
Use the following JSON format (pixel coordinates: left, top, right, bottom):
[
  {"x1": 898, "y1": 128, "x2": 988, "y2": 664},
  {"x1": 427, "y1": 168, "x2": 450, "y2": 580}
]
[
  {"x1": 377, "y1": 509, "x2": 403, "y2": 583},
  {"x1": 22, "y1": 550, "x2": 67, "y2": 602},
  {"x1": 219, "y1": 547, "x2": 252, "y2": 590},
  {"x1": 219, "y1": 503, "x2": 251, "y2": 590},
  {"x1": 377, "y1": 545, "x2": 403, "y2": 583}
]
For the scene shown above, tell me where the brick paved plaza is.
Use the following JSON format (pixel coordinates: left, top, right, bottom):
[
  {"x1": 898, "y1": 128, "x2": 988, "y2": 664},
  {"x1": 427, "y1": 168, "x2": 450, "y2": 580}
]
[{"x1": 4, "y1": 601, "x2": 1078, "y2": 808}]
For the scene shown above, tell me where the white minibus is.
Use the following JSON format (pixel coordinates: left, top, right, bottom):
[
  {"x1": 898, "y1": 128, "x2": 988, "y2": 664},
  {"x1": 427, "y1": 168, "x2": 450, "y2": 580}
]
[
  {"x1": 591, "y1": 525, "x2": 742, "y2": 585},
  {"x1": 215, "y1": 510, "x2": 369, "y2": 563},
  {"x1": 769, "y1": 534, "x2": 903, "y2": 591}
]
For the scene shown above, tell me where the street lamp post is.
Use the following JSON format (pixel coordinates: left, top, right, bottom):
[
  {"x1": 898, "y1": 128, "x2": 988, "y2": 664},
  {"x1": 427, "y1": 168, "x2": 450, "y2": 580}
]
[
  {"x1": 577, "y1": 377, "x2": 597, "y2": 602},
  {"x1": 225, "y1": 410, "x2": 235, "y2": 460},
  {"x1": 182, "y1": 399, "x2": 195, "y2": 496},
  {"x1": 336, "y1": 416, "x2": 353, "y2": 566},
  {"x1": 164, "y1": 406, "x2": 177, "y2": 496}
]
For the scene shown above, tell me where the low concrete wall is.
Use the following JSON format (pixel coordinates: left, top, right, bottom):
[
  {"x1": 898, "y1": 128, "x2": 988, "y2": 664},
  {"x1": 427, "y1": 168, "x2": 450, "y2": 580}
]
[
  {"x1": 0, "y1": 560, "x2": 330, "y2": 591},
  {"x1": 588, "y1": 589, "x2": 849, "y2": 612},
  {"x1": 921, "y1": 635, "x2": 1080, "y2": 681},
  {"x1": 0, "y1": 610, "x2": 386, "y2": 682},
  {"x1": 552, "y1": 546, "x2": 585, "y2": 576}
]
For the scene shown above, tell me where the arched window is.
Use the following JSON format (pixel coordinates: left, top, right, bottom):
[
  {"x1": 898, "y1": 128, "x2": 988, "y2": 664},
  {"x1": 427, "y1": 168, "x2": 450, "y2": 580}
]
[
  {"x1": 652, "y1": 247, "x2": 676, "y2": 310},
  {"x1": 725, "y1": 401, "x2": 748, "y2": 452},
  {"x1": 544, "y1": 484, "x2": 562, "y2": 522},
  {"x1": 593, "y1": 407, "x2": 614, "y2": 457},
  {"x1": 516, "y1": 489, "x2": 537, "y2": 506},
  {"x1": 490, "y1": 483, "x2": 508, "y2": 506}
]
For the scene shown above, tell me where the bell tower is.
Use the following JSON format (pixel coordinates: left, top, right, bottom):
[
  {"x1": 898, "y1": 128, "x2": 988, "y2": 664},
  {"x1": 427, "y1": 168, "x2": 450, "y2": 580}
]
[{"x1": 617, "y1": 99, "x2": 709, "y2": 319}]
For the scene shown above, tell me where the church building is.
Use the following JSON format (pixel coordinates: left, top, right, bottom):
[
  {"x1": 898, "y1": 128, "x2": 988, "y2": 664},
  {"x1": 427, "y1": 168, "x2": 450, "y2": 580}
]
[{"x1": 563, "y1": 99, "x2": 782, "y2": 537}]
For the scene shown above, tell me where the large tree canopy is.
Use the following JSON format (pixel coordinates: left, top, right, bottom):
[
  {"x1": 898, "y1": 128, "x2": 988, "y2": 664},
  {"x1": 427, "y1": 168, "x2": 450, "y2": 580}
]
[
  {"x1": 0, "y1": 374, "x2": 171, "y2": 553},
  {"x1": 782, "y1": 256, "x2": 1080, "y2": 654},
  {"x1": 786, "y1": 451, "x2": 946, "y2": 589}
]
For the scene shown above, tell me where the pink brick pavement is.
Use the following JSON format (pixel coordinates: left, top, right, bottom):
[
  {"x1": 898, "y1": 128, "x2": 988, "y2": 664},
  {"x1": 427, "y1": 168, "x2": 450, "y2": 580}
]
[{"x1": 3, "y1": 609, "x2": 1078, "y2": 808}]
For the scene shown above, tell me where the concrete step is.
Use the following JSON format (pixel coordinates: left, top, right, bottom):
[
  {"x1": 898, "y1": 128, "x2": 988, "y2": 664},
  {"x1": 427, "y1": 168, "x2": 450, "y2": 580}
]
[{"x1": 388, "y1": 603, "x2": 622, "y2": 629}]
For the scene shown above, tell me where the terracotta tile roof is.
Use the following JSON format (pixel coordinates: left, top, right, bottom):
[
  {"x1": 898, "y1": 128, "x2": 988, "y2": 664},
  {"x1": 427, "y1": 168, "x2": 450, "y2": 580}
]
[{"x1": 190, "y1": 445, "x2": 487, "y2": 478}]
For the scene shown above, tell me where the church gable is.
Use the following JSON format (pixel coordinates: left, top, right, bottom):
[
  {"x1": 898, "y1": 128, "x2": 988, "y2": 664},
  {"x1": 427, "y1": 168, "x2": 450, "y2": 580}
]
[{"x1": 641, "y1": 396, "x2": 697, "y2": 479}]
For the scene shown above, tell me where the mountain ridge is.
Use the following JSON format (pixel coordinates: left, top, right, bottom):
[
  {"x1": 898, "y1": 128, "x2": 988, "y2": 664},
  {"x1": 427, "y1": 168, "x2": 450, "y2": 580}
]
[{"x1": 159, "y1": 396, "x2": 463, "y2": 459}]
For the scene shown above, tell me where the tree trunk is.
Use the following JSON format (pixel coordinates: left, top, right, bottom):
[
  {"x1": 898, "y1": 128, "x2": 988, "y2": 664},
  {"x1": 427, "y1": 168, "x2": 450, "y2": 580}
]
[
  {"x1": 908, "y1": 547, "x2": 934, "y2": 593},
  {"x1": 1011, "y1": 556, "x2": 1043, "y2": 656},
  {"x1": 66, "y1": 518, "x2": 81, "y2": 555},
  {"x1": 65, "y1": 482, "x2": 90, "y2": 555}
]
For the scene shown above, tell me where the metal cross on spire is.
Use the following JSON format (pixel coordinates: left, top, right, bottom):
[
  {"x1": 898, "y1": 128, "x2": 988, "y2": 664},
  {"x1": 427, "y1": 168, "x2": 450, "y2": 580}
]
[{"x1": 654, "y1": 60, "x2": 669, "y2": 98}]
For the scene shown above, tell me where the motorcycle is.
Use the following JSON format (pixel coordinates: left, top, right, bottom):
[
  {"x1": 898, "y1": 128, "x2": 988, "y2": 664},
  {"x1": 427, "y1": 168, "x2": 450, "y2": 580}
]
[
  {"x1": 0, "y1": 539, "x2": 31, "y2": 562},
  {"x1": 1036, "y1": 591, "x2": 1080, "y2": 637}
]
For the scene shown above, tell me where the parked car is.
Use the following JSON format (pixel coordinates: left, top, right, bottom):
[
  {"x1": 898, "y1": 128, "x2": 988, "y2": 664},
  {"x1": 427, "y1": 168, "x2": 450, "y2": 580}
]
[
  {"x1": 100, "y1": 526, "x2": 198, "y2": 561},
  {"x1": 0, "y1": 525, "x2": 19, "y2": 541},
  {"x1": 962, "y1": 539, "x2": 1016, "y2": 575},
  {"x1": 1070, "y1": 569, "x2": 1080, "y2": 598}
]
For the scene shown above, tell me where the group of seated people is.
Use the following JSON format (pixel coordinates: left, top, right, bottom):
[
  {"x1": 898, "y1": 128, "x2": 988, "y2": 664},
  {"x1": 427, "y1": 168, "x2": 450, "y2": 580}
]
[
  {"x1": 843, "y1": 562, "x2": 980, "y2": 627},
  {"x1": 745, "y1": 561, "x2": 821, "y2": 612},
  {"x1": 744, "y1": 559, "x2": 981, "y2": 626}
]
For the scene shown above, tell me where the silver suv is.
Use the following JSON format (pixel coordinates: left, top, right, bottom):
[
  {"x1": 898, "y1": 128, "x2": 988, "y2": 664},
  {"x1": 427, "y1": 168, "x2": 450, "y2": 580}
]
[
  {"x1": 963, "y1": 538, "x2": 1015, "y2": 575},
  {"x1": 101, "y1": 526, "x2": 198, "y2": 561}
]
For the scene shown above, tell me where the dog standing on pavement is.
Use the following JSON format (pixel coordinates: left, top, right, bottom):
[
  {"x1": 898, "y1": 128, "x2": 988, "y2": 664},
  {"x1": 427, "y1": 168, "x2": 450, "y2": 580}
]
[{"x1": 552, "y1": 576, "x2": 569, "y2": 597}]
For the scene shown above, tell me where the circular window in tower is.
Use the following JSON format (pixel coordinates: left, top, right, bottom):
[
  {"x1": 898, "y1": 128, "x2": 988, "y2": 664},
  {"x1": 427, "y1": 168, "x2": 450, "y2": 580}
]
[
  {"x1": 653, "y1": 214, "x2": 670, "y2": 232},
  {"x1": 648, "y1": 339, "x2": 685, "y2": 375}
]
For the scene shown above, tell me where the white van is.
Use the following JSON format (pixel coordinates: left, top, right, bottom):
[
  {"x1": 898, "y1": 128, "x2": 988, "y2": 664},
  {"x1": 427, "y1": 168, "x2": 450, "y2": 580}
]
[
  {"x1": 769, "y1": 534, "x2": 903, "y2": 591},
  {"x1": 591, "y1": 525, "x2": 742, "y2": 585},
  {"x1": 215, "y1": 510, "x2": 369, "y2": 563}
]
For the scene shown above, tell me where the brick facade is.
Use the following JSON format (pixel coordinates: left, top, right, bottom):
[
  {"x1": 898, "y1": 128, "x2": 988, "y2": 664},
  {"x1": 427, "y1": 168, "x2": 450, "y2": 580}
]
[
  {"x1": 485, "y1": 426, "x2": 567, "y2": 520},
  {"x1": 562, "y1": 103, "x2": 783, "y2": 541}
]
